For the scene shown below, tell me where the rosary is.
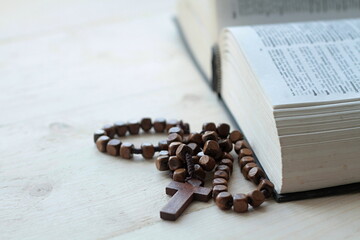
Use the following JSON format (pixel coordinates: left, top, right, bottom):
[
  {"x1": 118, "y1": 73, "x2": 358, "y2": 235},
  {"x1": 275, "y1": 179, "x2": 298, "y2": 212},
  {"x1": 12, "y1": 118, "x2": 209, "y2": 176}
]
[{"x1": 94, "y1": 118, "x2": 274, "y2": 221}]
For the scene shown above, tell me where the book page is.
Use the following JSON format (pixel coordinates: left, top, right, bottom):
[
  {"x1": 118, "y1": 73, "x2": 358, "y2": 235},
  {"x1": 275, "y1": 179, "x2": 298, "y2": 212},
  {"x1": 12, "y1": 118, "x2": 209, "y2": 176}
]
[
  {"x1": 228, "y1": 19, "x2": 360, "y2": 107},
  {"x1": 217, "y1": 0, "x2": 360, "y2": 28}
]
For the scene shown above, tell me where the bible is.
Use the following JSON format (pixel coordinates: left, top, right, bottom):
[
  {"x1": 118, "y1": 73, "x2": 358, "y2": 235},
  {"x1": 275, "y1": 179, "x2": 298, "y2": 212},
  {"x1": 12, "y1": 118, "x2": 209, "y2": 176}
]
[{"x1": 177, "y1": 0, "x2": 360, "y2": 201}]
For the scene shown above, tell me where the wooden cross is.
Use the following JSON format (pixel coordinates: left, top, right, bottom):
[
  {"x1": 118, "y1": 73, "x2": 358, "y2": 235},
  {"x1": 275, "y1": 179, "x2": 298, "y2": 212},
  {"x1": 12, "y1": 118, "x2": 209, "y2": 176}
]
[{"x1": 160, "y1": 178, "x2": 212, "y2": 221}]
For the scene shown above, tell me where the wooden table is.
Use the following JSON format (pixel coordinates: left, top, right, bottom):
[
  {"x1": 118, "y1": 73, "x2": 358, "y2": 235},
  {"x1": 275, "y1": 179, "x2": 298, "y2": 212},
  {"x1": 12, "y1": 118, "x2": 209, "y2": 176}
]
[{"x1": 1, "y1": 1, "x2": 359, "y2": 239}]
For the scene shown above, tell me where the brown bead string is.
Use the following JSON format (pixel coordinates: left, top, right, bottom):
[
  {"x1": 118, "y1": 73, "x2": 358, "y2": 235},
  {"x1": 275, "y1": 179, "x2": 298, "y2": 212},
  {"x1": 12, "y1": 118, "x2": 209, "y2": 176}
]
[
  {"x1": 157, "y1": 122, "x2": 275, "y2": 213},
  {"x1": 94, "y1": 119, "x2": 274, "y2": 214},
  {"x1": 213, "y1": 141, "x2": 275, "y2": 212},
  {"x1": 94, "y1": 118, "x2": 190, "y2": 159}
]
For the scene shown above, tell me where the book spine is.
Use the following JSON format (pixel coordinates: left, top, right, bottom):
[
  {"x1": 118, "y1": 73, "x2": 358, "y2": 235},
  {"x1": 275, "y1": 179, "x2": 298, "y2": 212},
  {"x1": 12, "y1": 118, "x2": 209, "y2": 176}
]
[{"x1": 211, "y1": 45, "x2": 222, "y2": 96}]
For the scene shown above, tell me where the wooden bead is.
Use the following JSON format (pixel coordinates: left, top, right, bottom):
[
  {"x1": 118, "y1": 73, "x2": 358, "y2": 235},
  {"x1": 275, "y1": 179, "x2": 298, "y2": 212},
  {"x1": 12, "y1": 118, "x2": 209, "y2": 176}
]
[
  {"x1": 153, "y1": 118, "x2": 166, "y2": 132},
  {"x1": 188, "y1": 133, "x2": 203, "y2": 145},
  {"x1": 212, "y1": 184, "x2": 227, "y2": 198},
  {"x1": 114, "y1": 121, "x2": 128, "y2": 137},
  {"x1": 177, "y1": 120, "x2": 190, "y2": 134},
  {"x1": 229, "y1": 130, "x2": 243, "y2": 143},
  {"x1": 214, "y1": 151, "x2": 224, "y2": 161},
  {"x1": 192, "y1": 156, "x2": 200, "y2": 164},
  {"x1": 247, "y1": 190, "x2": 265, "y2": 208},
  {"x1": 168, "y1": 126, "x2": 184, "y2": 137},
  {"x1": 166, "y1": 119, "x2": 178, "y2": 132},
  {"x1": 183, "y1": 122, "x2": 190, "y2": 134},
  {"x1": 140, "y1": 118, "x2": 152, "y2": 132},
  {"x1": 233, "y1": 193, "x2": 248, "y2": 213},
  {"x1": 257, "y1": 179, "x2": 274, "y2": 198},
  {"x1": 168, "y1": 156, "x2": 184, "y2": 170},
  {"x1": 203, "y1": 140, "x2": 221, "y2": 158},
  {"x1": 242, "y1": 162, "x2": 257, "y2": 180},
  {"x1": 168, "y1": 142, "x2": 182, "y2": 156},
  {"x1": 94, "y1": 129, "x2": 106, "y2": 143},
  {"x1": 159, "y1": 150, "x2": 169, "y2": 156},
  {"x1": 158, "y1": 140, "x2": 168, "y2": 151},
  {"x1": 218, "y1": 138, "x2": 233, "y2": 153},
  {"x1": 199, "y1": 155, "x2": 216, "y2": 171},
  {"x1": 216, "y1": 165, "x2": 231, "y2": 175},
  {"x1": 194, "y1": 164, "x2": 206, "y2": 181},
  {"x1": 106, "y1": 139, "x2": 122, "y2": 156},
  {"x1": 141, "y1": 143, "x2": 155, "y2": 159},
  {"x1": 127, "y1": 120, "x2": 140, "y2": 135},
  {"x1": 216, "y1": 123, "x2": 230, "y2": 138},
  {"x1": 155, "y1": 155, "x2": 169, "y2": 171},
  {"x1": 215, "y1": 192, "x2": 233, "y2": 210},
  {"x1": 212, "y1": 178, "x2": 228, "y2": 187},
  {"x1": 260, "y1": 189, "x2": 270, "y2": 199},
  {"x1": 202, "y1": 122, "x2": 216, "y2": 131},
  {"x1": 173, "y1": 168, "x2": 187, "y2": 182},
  {"x1": 120, "y1": 142, "x2": 134, "y2": 159},
  {"x1": 214, "y1": 170, "x2": 229, "y2": 180},
  {"x1": 176, "y1": 144, "x2": 193, "y2": 161},
  {"x1": 96, "y1": 135, "x2": 110, "y2": 152},
  {"x1": 239, "y1": 148, "x2": 253, "y2": 159},
  {"x1": 187, "y1": 142, "x2": 201, "y2": 155},
  {"x1": 220, "y1": 159, "x2": 233, "y2": 171},
  {"x1": 102, "y1": 124, "x2": 116, "y2": 138},
  {"x1": 202, "y1": 131, "x2": 218, "y2": 142},
  {"x1": 222, "y1": 152, "x2": 234, "y2": 161},
  {"x1": 167, "y1": 133, "x2": 182, "y2": 144},
  {"x1": 248, "y1": 167, "x2": 265, "y2": 185},
  {"x1": 234, "y1": 140, "x2": 251, "y2": 153},
  {"x1": 239, "y1": 156, "x2": 255, "y2": 169}
]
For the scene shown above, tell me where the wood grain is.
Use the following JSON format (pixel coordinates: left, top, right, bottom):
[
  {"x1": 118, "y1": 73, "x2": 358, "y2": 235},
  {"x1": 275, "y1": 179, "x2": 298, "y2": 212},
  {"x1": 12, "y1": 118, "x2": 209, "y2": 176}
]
[
  {"x1": 160, "y1": 179, "x2": 212, "y2": 221},
  {"x1": 0, "y1": 0, "x2": 359, "y2": 239}
]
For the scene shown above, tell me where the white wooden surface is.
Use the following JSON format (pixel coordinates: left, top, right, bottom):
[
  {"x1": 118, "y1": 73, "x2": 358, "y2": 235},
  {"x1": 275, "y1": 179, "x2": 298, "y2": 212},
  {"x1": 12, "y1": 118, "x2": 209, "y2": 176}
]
[{"x1": 0, "y1": 1, "x2": 359, "y2": 239}]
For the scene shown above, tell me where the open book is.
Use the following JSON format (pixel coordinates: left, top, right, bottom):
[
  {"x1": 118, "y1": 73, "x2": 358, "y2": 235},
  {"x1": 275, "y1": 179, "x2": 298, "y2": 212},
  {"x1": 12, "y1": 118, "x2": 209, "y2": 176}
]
[
  {"x1": 177, "y1": 0, "x2": 360, "y2": 82},
  {"x1": 177, "y1": 0, "x2": 360, "y2": 200},
  {"x1": 221, "y1": 19, "x2": 360, "y2": 194}
]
